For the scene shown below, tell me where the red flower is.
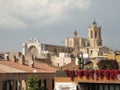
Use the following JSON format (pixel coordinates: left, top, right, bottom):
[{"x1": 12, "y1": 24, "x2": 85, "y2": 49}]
[
  {"x1": 84, "y1": 70, "x2": 89, "y2": 79},
  {"x1": 114, "y1": 70, "x2": 120, "y2": 79},
  {"x1": 96, "y1": 70, "x2": 104, "y2": 79},
  {"x1": 89, "y1": 70, "x2": 95, "y2": 79},
  {"x1": 64, "y1": 69, "x2": 70, "y2": 76},
  {"x1": 76, "y1": 70, "x2": 83, "y2": 78},
  {"x1": 109, "y1": 70, "x2": 115, "y2": 79},
  {"x1": 69, "y1": 70, "x2": 74, "y2": 81},
  {"x1": 64, "y1": 69, "x2": 74, "y2": 81},
  {"x1": 104, "y1": 70, "x2": 110, "y2": 80}
]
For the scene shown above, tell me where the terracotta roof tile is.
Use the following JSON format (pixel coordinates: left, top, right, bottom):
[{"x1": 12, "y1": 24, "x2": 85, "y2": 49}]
[
  {"x1": 63, "y1": 60, "x2": 78, "y2": 70},
  {"x1": 0, "y1": 60, "x2": 57, "y2": 73}
]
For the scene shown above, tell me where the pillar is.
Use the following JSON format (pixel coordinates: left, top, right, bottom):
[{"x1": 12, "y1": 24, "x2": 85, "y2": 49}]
[
  {"x1": 13, "y1": 80, "x2": 17, "y2": 90},
  {"x1": 0, "y1": 81, "x2": 3, "y2": 90},
  {"x1": 22, "y1": 80, "x2": 27, "y2": 90},
  {"x1": 13, "y1": 55, "x2": 17, "y2": 62},
  {"x1": 18, "y1": 80, "x2": 22, "y2": 90},
  {"x1": 6, "y1": 81, "x2": 10, "y2": 90},
  {"x1": 24, "y1": 80, "x2": 27, "y2": 90},
  {"x1": 47, "y1": 79, "x2": 52, "y2": 90}
]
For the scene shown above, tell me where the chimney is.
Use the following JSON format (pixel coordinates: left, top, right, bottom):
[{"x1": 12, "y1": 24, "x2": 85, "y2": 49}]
[
  {"x1": 29, "y1": 55, "x2": 35, "y2": 68},
  {"x1": 6, "y1": 56, "x2": 9, "y2": 61},
  {"x1": 4, "y1": 53, "x2": 9, "y2": 61},
  {"x1": 19, "y1": 55, "x2": 25, "y2": 65},
  {"x1": 13, "y1": 55, "x2": 17, "y2": 62}
]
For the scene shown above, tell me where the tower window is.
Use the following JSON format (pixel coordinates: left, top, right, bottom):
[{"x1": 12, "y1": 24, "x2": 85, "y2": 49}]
[
  {"x1": 91, "y1": 31, "x2": 93, "y2": 38},
  {"x1": 95, "y1": 30, "x2": 97, "y2": 38}
]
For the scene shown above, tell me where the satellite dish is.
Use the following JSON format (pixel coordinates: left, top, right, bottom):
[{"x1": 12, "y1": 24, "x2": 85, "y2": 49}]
[{"x1": 29, "y1": 60, "x2": 33, "y2": 65}]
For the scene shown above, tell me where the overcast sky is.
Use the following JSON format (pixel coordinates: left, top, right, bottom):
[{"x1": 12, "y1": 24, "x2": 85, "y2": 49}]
[{"x1": 0, "y1": 0, "x2": 120, "y2": 52}]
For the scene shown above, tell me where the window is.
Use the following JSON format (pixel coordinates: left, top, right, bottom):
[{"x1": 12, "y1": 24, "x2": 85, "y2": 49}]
[
  {"x1": 52, "y1": 79, "x2": 54, "y2": 89},
  {"x1": 43, "y1": 79, "x2": 47, "y2": 90},
  {"x1": 95, "y1": 30, "x2": 97, "y2": 38},
  {"x1": 91, "y1": 31, "x2": 93, "y2": 38}
]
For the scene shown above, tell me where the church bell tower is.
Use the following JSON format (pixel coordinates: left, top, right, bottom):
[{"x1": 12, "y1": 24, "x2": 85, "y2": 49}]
[{"x1": 88, "y1": 20, "x2": 102, "y2": 47}]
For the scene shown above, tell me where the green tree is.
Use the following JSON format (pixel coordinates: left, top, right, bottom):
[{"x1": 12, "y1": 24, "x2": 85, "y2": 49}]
[
  {"x1": 78, "y1": 57, "x2": 83, "y2": 70},
  {"x1": 97, "y1": 59, "x2": 119, "y2": 70},
  {"x1": 27, "y1": 75, "x2": 45, "y2": 90},
  {"x1": 27, "y1": 75, "x2": 39, "y2": 90}
]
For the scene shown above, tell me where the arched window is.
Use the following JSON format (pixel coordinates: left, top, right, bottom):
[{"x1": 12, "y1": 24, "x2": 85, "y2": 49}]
[
  {"x1": 91, "y1": 31, "x2": 93, "y2": 38},
  {"x1": 95, "y1": 30, "x2": 97, "y2": 38}
]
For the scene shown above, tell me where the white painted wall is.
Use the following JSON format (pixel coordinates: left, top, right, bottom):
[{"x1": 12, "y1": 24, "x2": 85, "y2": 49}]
[
  {"x1": 55, "y1": 82, "x2": 77, "y2": 90},
  {"x1": 51, "y1": 56, "x2": 71, "y2": 67}
]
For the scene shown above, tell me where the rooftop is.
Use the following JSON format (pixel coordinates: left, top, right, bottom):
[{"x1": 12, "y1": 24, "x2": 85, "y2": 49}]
[{"x1": 0, "y1": 59, "x2": 57, "y2": 73}]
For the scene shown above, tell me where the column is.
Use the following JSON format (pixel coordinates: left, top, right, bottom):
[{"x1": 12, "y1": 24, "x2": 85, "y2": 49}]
[
  {"x1": 24, "y1": 80, "x2": 27, "y2": 90},
  {"x1": 22, "y1": 80, "x2": 27, "y2": 90},
  {"x1": 13, "y1": 80, "x2": 17, "y2": 90},
  {"x1": 18, "y1": 80, "x2": 22, "y2": 90},
  {"x1": 47, "y1": 79, "x2": 52, "y2": 90},
  {"x1": 13, "y1": 55, "x2": 17, "y2": 62},
  {"x1": 6, "y1": 81, "x2": 9, "y2": 90},
  {"x1": 0, "y1": 81, "x2": 3, "y2": 90}
]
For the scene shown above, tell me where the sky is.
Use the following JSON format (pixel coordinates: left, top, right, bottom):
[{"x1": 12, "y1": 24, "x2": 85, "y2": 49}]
[{"x1": 0, "y1": 0, "x2": 120, "y2": 52}]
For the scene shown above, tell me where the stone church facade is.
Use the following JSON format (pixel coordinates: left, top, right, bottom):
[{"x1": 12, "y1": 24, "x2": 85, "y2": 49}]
[
  {"x1": 22, "y1": 38, "x2": 73, "y2": 58},
  {"x1": 22, "y1": 20, "x2": 111, "y2": 58},
  {"x1": 64, "y1": 20, "x2": 111, "y2": 58}
]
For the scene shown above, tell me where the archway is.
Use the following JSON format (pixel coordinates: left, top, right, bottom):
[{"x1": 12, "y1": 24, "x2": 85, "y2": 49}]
[{"x1": 28, "y1": 46, "x2": 38, "y2": 57}]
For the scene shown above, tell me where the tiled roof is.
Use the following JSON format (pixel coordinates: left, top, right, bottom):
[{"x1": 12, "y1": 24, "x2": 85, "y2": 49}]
[
  {"x1": 0, "y1": 69, "x2": 5, "y2": 73},
  {"x1": 63, "y1": 60, "x2": 78, "y2": 70},
  {"x1": 0, "y1": 60, "x2": 57, "y2": 73}
]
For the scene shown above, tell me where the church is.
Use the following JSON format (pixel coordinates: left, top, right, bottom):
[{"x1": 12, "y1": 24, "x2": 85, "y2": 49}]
[
  {"x1": 22, "y1": 38, "x2": 73, "y2": 58},
  {"x1": 65, "y1": 20, "x2": 111, "y2": 58},
  {"x1": 22, "y1": 20, "x2": 112, "y2": 58}
]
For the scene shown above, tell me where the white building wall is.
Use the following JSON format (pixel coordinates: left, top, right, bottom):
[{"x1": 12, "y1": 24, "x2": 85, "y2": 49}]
[
  {"x1": 55, "y1": 82, "x2": 77, "y2": 90},
  {"x1": 22, "y1": 38, "x2": 42, "y2": 58},
  {"x1": 51, "y1": 56, "x2": 71, "y2": 67}
]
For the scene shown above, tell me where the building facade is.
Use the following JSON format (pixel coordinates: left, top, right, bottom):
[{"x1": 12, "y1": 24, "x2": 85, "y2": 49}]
[
  {"x1": 22, "y1": 38, "x2": 73, "y2": 58},
  {"x1": 22, "y1": 20, "x2": 112, "y2": 59},
  {"x1": 64, "y1": 20, "x2": 111, "y2": 58},
  {"x1": 88, "y1": 20, "x2": 102, "y2": 47},
  {"x1": 0, "y1": 73, "x2": 55, "y2": 90},
  {"x1": 54, "y1": 70, "x2": 120, "y2": 90}
]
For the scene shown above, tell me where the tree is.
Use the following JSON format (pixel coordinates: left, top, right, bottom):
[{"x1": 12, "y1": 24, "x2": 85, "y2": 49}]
[
  {"x1": 78, "y1": 57, "x2": 83, "y2": 70},
  {"x1": 97, "y1": 59, "x2": 119, "y2": 70},
  {"x1": 27, "y1": 75, "x2": 39, "y2": 90},
  {"x1": 27, "y1": 75, "x2": 45, "y2": 90}
]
